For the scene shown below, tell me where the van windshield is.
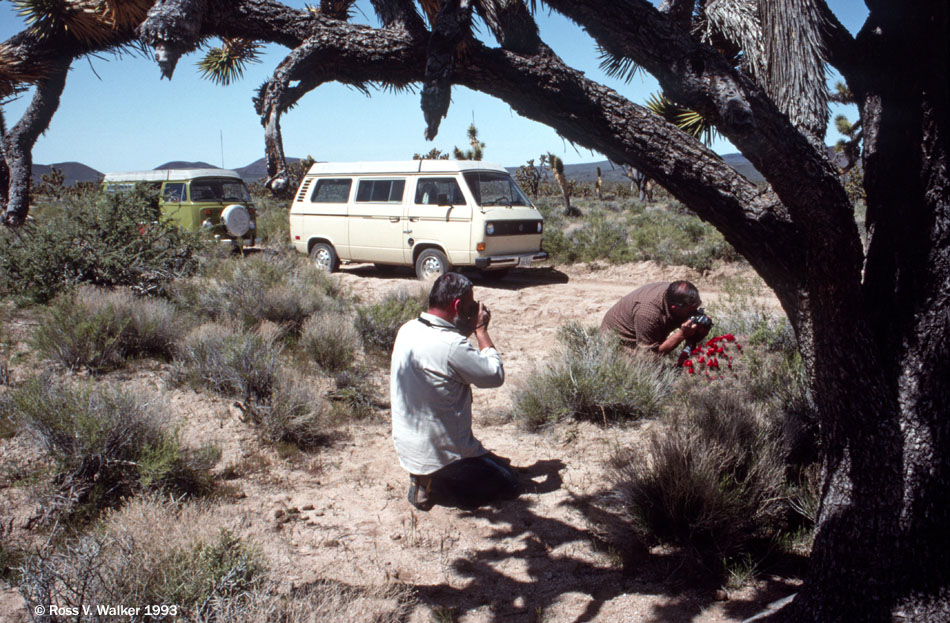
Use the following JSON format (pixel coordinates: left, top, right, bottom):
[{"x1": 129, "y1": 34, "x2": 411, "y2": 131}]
[
  {"x1": 190, "y1": 178, "x2": 251, "y2": 202},
  {"x1": 462, "y1": 172, "x2": 531, "y2": 207}
]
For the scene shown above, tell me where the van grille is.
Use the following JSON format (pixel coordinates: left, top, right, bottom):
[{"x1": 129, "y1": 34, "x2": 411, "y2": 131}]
[
  {"x1": 485, "y1": 220, "x2": 543, "y2": 236},
  {"x1": 296, "y1": 178, "x2": 314, "y2": 202}
]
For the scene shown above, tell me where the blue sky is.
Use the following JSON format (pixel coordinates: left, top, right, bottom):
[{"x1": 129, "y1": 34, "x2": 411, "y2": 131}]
[{"x1": 0, "y1": 0, "x2": 867, "y2": 173}]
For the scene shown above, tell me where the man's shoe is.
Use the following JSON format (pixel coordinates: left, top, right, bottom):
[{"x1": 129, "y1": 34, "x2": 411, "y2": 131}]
[{"x1": 408, "y1": 475, "x2": 433, "y2": 510}]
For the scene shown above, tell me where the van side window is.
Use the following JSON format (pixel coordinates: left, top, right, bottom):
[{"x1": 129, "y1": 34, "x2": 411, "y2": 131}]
[
  {"x1": 311, "y1": 178, "x2": 352, "y2": 203},
  {"x1": 414, "y1": 177, "x2": 465, "y2": 205},
  {"x1": 163, "y1": 183, "x2": 185, "y2": 202},
  {"x1": 356, "y1": 179, "x2": 406, "y2": 203}
]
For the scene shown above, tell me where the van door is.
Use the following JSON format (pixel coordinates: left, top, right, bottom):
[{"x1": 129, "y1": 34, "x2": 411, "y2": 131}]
[
  {"x1": 160, "y1": 182, "x2": 187, "y2": 228},
  {"x1": 348, "y1": 178, "x2": 406, "y2": 263},
  {"x1": 405, "y1": 177, "x2": 472, "y2": 266}
]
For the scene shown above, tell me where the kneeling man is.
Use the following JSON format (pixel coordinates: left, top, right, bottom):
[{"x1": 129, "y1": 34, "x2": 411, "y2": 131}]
[{"x1": 390, "y1": 272, "x2": 519, "y2": 510}]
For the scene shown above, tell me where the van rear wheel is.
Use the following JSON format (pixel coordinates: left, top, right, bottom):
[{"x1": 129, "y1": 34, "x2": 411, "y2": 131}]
[
  {"x1": 415, "y1": 249, "x2": 451, "y2": 281},
  {"x1": 310, "y1": 243, "x2": 340, "y2": 273}
]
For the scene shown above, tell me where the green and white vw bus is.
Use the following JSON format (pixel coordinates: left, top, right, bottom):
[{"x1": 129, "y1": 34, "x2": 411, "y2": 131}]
[{"x1": 102, "y1": 168, "x2": 256, "y2": 244}]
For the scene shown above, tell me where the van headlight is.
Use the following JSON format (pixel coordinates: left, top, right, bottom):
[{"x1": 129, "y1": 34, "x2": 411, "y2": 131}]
[{"x1": 486, "y1": 222, "x2": 495, "y2": 236}]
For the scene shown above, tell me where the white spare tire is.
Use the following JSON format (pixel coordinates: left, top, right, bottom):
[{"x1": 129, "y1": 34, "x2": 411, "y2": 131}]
[{"x1": 221, "y1": 204, "x2": 251, "y2": 237}]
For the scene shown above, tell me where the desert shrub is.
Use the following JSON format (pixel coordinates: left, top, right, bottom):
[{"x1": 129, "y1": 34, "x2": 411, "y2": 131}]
[
  {"x1": 0, "y1": 187, "x2": 203, "y2": 304},
  {"x1": 8, "y1": 376, "x2": 217, "y2": 524},
  {"x1": 31, "y1": 286, "x2": 181, "y2": 373},
  {"x1": 172, "y1": 323, "x2": 283, "y2": 403},
  {"x1": 509, "y1": 323, "x2": 676, "y2": 429},
  {"x1": 238, "y1": 370, "x2": 334, "y2": 450},
  {"x1": 354, "y1": 287, "x2": 428, "y2": 354},
  {"x1": 328, "y1": 368, "x2": 382, "y2": 420},
  {"x1": 170, "y1": 252, "x2": 340, "y2": 332},
  {"x1": 299, "y1": 311, "x2": 361, "y2": 373},
  {"x1": 18, "y1": 496, "x2": 265, "y2": 621},
  {"x1": 253, "y1": 197, "x2": 292, "y2": 247},
  {"x1": 607, "y1": 381, "x2": 790, "y2": 565},
  {"x1": 538, "y1": 201, "x2": 737, "y2": 270}
]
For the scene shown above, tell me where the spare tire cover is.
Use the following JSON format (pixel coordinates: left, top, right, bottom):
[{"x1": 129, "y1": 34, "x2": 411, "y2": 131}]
[{"x1": 221, "y1": 204, "x2": 250, "y2": 237}]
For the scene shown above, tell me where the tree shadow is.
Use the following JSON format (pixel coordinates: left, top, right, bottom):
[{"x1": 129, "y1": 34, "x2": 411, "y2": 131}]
[{"x1": 409, "y1": 461, "x2": 802, "y2": 622}]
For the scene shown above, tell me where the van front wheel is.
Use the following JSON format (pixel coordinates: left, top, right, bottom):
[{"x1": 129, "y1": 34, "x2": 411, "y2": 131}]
[
  {"x1": 415, "y1": 249, "x2": 451, "y2": 281},
  {"x1": 310, "y1": 243, "x2": 340, "y2": 273}
]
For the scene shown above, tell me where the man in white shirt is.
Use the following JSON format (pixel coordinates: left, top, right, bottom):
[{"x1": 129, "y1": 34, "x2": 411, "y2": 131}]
[{"x1": 390, "y1": 272, "x2": 520, "y2": 510}]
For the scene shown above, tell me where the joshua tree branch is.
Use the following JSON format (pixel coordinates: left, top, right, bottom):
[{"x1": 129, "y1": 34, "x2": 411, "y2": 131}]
[{"x1": 2, "y1": 58, "x2": 71, "y2": 227}]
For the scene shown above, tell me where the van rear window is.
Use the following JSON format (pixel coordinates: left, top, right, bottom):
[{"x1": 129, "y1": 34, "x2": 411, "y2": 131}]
[
  {"x1": 356, "y1": 179, "x2": 405, "y2": 203},
  {"x1": 311, "y1": 179, "x2": 352, "y2": 203}
]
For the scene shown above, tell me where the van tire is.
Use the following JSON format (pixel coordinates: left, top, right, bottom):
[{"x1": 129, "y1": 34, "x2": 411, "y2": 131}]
[
  {"x1": 415, "y1": 249, "x2": 451, "y2": 281},
  {"x1": 310, "y1": 243, "x2": 340, "y2": 273}
]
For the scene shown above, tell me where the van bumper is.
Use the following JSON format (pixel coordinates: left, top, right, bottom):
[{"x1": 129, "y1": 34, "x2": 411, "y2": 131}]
[{"x1": 475, "y1": 251, "x2": 548, "y2": 270}]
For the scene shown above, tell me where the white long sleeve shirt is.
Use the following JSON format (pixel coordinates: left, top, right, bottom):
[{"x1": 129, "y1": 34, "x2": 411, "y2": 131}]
[{"x1": 390, "y1": 312, "x2": 505, "y2": 475}]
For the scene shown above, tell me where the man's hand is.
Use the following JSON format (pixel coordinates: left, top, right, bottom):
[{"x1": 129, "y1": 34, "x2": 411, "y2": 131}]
[
  {"x1": 476, "y1": 302, "x2": 492, "y2": 330},
  {"x1": 474, "y1": 302, "x2": 495, "y2": 351}
]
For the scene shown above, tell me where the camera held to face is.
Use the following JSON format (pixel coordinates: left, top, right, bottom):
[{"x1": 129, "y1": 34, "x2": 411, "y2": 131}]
[{"x1": 689, "y1": 308, "x2": 713, "y2": 332}]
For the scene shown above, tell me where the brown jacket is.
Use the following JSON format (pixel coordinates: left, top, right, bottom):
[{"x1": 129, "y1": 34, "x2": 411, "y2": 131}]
[{"x1": 599, "y1": 282, "x2": 677, "y2": 352}]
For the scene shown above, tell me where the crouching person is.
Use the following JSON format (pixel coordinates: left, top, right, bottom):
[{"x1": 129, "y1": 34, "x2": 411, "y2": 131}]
[{"x1": 390, "y1": 272, "x2": 520, "y2": 510}]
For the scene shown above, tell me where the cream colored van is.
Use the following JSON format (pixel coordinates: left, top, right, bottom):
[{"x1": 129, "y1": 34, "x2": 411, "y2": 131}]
[{"x1": 289, "y1": 161, "x2": 547, "y2": 279}]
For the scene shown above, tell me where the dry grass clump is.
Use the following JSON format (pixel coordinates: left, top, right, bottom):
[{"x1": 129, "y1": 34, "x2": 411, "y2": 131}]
[
  {"x1": 354, "y1": 287, "x2": 428, "y2": 355},
  {"x1": 299, "y1": 311, "x2": 361, "y2": 373},
  {"x1": 170, "y1": 252, "x2": 343, "y2": 333},
  {"x1": 172, "y1": 322, "x2": 284, "y2": 403},
  {"x1": 31, "y1": 285, "x2": 181, "y2": 373},
  {"x1": 18, "y1": 495, "x2": 265, "y2": 620},
  {"x1": 238, "y1": 369, "x2": 335, "y2": 450},
  {"x1": 8, "y1": 376, "x2": 218, "y2": 525},
  {"x1": 608, "y1": 382, "x2": 788, "y2": 557},
  {"x1": 509, "y1": 323, "x2": 676, "y2": 429}
]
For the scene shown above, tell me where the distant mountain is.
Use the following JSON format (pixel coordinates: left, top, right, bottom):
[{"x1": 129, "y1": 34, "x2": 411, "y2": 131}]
[
  {"x1": 31, "y1": 162, "x2": 103, "y2": 186},
  {"x1": 32, "y1": 152, "x2": 772, "y2": 187},
  {"x1": 235, "y1": 157, "x2": 301, "y2": 182}
]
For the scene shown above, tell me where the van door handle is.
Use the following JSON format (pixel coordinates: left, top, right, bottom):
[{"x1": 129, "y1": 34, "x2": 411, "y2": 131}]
[
  {"x1": 389, "y1": 217, "x2": 400, "y2": 223},
  {"x1": 409, "y1": 217, "x2": 419, "y2": 222},
  {"x1": 403, "y1": 229, "x2": 412, "y2": 234}
]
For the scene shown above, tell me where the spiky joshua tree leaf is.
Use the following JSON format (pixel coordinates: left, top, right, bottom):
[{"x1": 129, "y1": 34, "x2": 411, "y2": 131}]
[{"x1": 197, "y1": 38, "x2": 263, "y2": 86}]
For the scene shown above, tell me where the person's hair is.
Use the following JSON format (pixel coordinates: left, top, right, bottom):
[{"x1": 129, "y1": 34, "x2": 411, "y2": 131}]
[
  {"x1": 428, "y1": 272, "x2": 473, "y2": 310},
  {"x1": 665, "y1": 280, "x2": 701, "y2": 308}
]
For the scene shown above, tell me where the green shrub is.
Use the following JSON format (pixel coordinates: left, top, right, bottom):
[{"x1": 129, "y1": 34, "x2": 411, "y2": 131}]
[
  {"x1": 170, "y1": 252, "x2": 340, "y2": 332},
  {"x1": 18, "y1": 496, "x2": 266, "y2": 620},
  {"x1": 509, "y1": 323, "x2": 676, "y2": 429},
  {"x1": 0, "y1": 187, "x2": 203, "y2": 304},
  {"x1": 354, "y1": 287, "x2": 428, "y2": 354},
  {"x1": 538, "y1": 200, "x2": 738, "y2": 270},
  {"x1": 31, "y1": 286, "x2": 182, "y2": 373},
  {"x1": 299, "y1": 311, "x2": 361, "y2": 372},
  {"x1": 254, "y1": 198, "x2": 291, "y2": 247},
  {"x1": 8, "y1": 376, "x2": 217, "y2": 524},
  {"x1": 172, "y1": 323, "x2": 283, "y2": 403},
  {"x1": 607, "y1": 381, "x2": 790, "y2": 565}
]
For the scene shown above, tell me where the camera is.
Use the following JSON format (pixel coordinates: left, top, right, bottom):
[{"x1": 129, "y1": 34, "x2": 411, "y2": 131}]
[
  {"x1": 689, "y1": 307, "x2": 713, "y2": 331},
  {"x1": 680, "y1": 308, "x2": 713, "y2": 356}
]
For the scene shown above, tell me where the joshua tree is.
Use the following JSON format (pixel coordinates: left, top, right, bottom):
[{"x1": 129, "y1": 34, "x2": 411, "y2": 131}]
[
  {"x1": 546, "y1": 153, "x2": 577, "y2": 216},
  {"x1": 452, "y1": 122, "x2": 485, "y2": 160},
  {"x1": 2, "y1": 2, "x2": 949, "y2": 620}
]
